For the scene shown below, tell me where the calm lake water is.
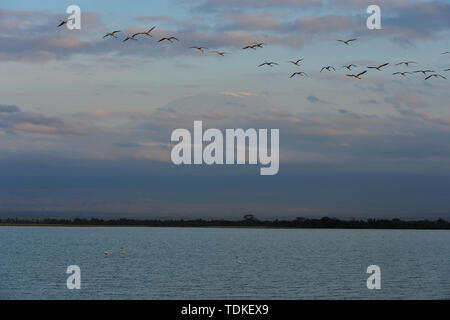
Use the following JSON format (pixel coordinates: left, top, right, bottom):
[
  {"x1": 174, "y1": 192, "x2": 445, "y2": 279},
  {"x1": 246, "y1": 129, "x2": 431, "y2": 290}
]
[{"x1": 0, "y1": 226, "x2": 449, "y2": 299}]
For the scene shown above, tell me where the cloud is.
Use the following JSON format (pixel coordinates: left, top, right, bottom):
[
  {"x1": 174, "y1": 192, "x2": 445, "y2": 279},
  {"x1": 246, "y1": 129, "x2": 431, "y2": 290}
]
[
  {"x1": 307, "y1": 95, "x2": 329, "y2": 104},
  {"x1": 2, "y1": 1, "x2": 450, "y2": 62},
  {"x1": 0, "y1": 106, "x2": 88, "y2": 135},
  {"x1": 359, "y1": 99, "x2": 379, "y2": 105},
  {"x1": 189, "y1": 0, "x2": 323, "y2": 12},
  {"x1": 0, "y1": 104, "x2": 21, "y2": 113}
]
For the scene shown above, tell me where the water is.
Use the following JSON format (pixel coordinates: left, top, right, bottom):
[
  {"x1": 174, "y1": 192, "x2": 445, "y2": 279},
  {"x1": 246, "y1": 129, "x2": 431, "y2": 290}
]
[{"x1": 0, "y1": 226, "x2": 449, "y2": 299}]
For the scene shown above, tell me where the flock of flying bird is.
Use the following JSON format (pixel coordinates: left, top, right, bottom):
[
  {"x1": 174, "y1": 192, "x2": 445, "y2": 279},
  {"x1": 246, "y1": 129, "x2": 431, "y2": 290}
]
[{"x1": 57, "y1": 21, "x2": 450, "y2": 81}]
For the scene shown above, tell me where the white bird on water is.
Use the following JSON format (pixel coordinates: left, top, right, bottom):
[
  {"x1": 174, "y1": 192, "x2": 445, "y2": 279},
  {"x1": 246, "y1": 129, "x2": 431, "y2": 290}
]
[
  {"x1": 120, "y1": 248, "x2": 126, "y2": 256},
  {"x1": 236, "y1": 256, "x2": 243, "y2": 264}
]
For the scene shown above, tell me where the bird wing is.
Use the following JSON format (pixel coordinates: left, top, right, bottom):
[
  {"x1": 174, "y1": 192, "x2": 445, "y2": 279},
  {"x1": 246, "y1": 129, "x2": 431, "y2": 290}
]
[
  {"x1": 57, "y1": 21, "x2": 65, "y2": 27},
  {"x1": 357, "y1": 71, "x2": 367, "y2": 76},
  {"x1": 425, "y1": 75, "x2": 432, "y2": 80},
  {"x1": 379, "y1": 63, "x2": 389, "y2": 68}
]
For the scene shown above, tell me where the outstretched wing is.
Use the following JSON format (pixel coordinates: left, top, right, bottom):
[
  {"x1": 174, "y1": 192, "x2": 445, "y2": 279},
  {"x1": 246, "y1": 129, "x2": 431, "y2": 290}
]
[{"x1": 357, "y1": 71, "x2": 367, "y2": 77}]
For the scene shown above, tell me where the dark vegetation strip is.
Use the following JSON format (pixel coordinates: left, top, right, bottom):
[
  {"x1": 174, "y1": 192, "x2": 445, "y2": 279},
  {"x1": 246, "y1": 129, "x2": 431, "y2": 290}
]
[{"x1": 1, "y1": 215, "x2": 449, "y2": 230}]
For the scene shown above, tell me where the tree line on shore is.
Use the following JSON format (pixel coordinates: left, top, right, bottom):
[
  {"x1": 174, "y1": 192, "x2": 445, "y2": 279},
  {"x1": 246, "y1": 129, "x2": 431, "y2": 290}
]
[{"x1": 1, "y1": 215, "x2": 449, "y2": 229}]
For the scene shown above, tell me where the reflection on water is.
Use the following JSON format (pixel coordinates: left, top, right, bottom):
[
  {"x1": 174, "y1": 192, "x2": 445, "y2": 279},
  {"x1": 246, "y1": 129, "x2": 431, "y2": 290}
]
[{"x1": 0, "y1": 227, "x2": 449, "y2": 299}]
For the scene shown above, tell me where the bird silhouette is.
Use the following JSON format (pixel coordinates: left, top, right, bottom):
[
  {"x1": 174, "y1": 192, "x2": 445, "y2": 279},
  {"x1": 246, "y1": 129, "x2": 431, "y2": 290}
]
[
  {"x1": 212, "y1": 51, "x2": 228, "y2": 56},
  {"x1": 190, "y1": 46, "x2": 209, "y2": 53},
  {"x1": 258, "y1": 61, "x2": 278, "y2": 67},
  {"x1": 289, "y1": 59, "x2": 304, "y2": 66},
  {"x1": 413, "y1": 70, "x2": 435, "y2": 75},
  {"x1": 396, "y1": 61, "x2": 417, "y2": 67},
  {"x1": 424, "y1": 73, "x2": 446, "y2": 80},
  {"x1": 346, "y1": 70, "x2": 367, "y2": 80},
  {"x1": 140, "y1": 26, "x2": 156, "y2": 37},
  {"x1": 320, "y1": 66, "x2": 336, "y2": 72},
  {"x1": 158, "y1": 36, "x2": 179, "y2": 43},
  {"x1": 393, "y1": 71, "x2": 411, "y2": 76},
  {"x1": 57, "y1": 19, "x2": 72, "y2": 27},
  {"x1": 367, "y1": 63, "x2": 389, "y2": 71},
  {"x1": 337, "y1": 38, "x2": 357, "y2": 45},
  {"x1": 342, "y1": 64, "x2": 357, "y2": 71},
  {"x1": 103, "y1": 30, "x2": 121, "y2": 38},
  {"x1": 290, "y1": 71, "x2": 308, "y2": 78},
  {"x1": 123, "y1": 33, "x2": 140, "y2": 42}
]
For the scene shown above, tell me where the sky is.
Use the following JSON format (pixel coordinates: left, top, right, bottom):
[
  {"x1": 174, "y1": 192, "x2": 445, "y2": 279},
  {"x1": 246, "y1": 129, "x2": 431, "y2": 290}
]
[{"x1": 1, "y1": 0, "x2": 450, "y2": 219}]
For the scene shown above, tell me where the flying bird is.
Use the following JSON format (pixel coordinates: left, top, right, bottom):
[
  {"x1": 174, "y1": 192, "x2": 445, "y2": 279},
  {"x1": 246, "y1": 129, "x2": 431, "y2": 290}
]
[
  {"x1": 290, "y1": 71, "x2": 308, "y2": 78},
  {"x1": 254, "y1": 42, "x2": 265, "y2": 48},
  {"x1": 158, "y1": 36, "x2": 179, "y2": 43},
  {"x1": 346, "y1": 70, "x2": 367, "y2": 80},
  {"x1": 103, "y1": 30, "x2": 121, "y2": 38},
  {"x1": 190, "y1": 46, "x2": 209, "y2": 53},
  {"x1": 413, "y1": 70, "x2": 435, "y2": 75},
  {"x1": 212, "y1": 51, "x2": 228, "y2": 56},
  {"x1": 320, "y1": 66, "x2": 336, "y2": 72},
  {"x1": 289, "y1": 59, "x2": 304, "y2": 66},
  {"x1": 342, "y1": 64, "x2": 357, "y2": 71},
  {"x1": 242, "y1": 44, "x2": 257, "y2": 50},
  {"x1": 337, "y1": 38, "x2": 357, "y2": 45},
  {"x1": 140, "y1": 26, "x2": 156, "y2": 37},
  {"x1": 367, "y1": 63, "x2": 389, "y2": 71},
  {"x1": 57, "y1": 19, "x2": 72, "y2": 27},
  {"x1": 123, "y1": 33, "x2": 140, "y2": 42},
  {"x1": 396, "y1": 61, "x2": 417, "y2": 67},
  {"x1": 424, "y1": 73, "x2": 446, "y2": 80},
  {"x1": 393, "y1": 71, "x2": 411, "y2": 76},
  {"x1": 258, "y1": 61, "x2": 278, "y2": 67},
  {"x1": 441, "y1": 52, "x2": 450, "y2": 55}
]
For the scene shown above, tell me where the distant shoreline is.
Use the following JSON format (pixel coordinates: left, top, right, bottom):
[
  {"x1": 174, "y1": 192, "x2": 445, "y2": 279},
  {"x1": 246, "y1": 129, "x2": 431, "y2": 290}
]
[{"x1": 1, "y1": 217, "x2": 449, "y2": 230}]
